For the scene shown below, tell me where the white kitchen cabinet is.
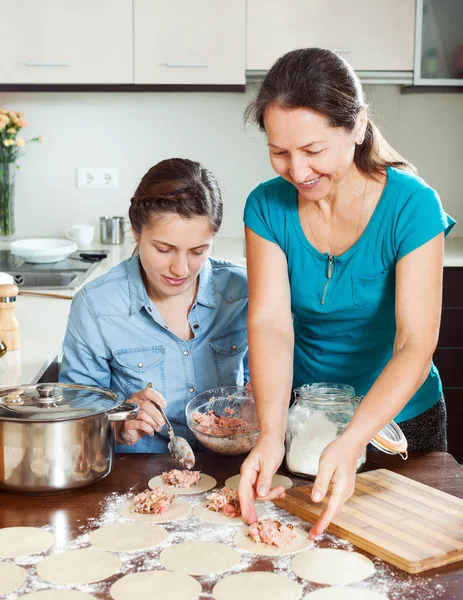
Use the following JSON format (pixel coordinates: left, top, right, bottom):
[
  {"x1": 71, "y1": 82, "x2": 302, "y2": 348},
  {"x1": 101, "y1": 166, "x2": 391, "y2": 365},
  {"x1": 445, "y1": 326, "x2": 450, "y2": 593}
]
[
  {"x1": 134, "y1": 0, "x2": 245, "y2": 85},
  {"x1": 246, "y1": 0, "x2": 415, "y2": 74},
  {"x1": 0, "y1": 0, "x2": 133, "y2": 84}
]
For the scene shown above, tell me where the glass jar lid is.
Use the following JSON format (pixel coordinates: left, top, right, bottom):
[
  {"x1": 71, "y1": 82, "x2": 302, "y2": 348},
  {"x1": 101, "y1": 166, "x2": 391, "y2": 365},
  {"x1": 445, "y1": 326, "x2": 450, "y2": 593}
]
[
  {"x1": 0, "y1": 383, "x2": 123, "y2": 422},
  {"x1": 371, "y1": 420, "x2": 408, "y2": 459}
]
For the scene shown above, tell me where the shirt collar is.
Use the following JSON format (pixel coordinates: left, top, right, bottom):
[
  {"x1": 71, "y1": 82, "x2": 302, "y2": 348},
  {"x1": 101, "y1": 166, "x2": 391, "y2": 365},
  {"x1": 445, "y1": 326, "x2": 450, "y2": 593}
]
[
  {"x1": 127, "y1": 254, "x2": 216, "y2": 314},
  {"x1": 127, "y1": 255, "x2": 149, "y2": 315}
]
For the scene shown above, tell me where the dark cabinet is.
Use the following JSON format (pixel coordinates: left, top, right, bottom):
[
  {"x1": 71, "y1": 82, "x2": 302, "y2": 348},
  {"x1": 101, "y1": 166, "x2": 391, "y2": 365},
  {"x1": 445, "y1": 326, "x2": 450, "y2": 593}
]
[{"x1": 433, "y1": 267, "x2": 463, "y2": 462}]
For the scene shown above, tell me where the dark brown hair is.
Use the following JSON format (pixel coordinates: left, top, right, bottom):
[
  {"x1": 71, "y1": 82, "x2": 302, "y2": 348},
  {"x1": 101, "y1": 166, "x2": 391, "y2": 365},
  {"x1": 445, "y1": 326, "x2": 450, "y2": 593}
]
[
  {"x1": 129, "y1": 158, "x2": 223, "y2": 242},
  {"x1": 245, "y1": 48, "x2": 416, "y2": 178}
]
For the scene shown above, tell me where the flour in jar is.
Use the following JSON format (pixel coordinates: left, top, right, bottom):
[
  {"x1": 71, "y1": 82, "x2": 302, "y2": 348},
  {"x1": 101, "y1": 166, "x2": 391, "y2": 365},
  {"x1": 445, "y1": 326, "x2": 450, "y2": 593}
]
[{"x1": 286, "y1": 411, "x2": 365, "y2": 477}]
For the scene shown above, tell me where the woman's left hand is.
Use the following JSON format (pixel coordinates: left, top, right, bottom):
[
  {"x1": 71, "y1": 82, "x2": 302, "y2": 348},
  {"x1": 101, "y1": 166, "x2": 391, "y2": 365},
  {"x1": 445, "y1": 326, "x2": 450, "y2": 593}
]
[{"x1": 308, "y1": 435, "x2": 362, "y2": 540}]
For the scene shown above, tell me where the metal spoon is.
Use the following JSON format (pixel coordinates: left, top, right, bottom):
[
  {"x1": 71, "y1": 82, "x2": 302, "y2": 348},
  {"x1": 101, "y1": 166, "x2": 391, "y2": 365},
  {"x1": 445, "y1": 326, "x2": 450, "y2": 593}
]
[{"x1": 146, "y1": 382, "x2": 195, "y2": 470}]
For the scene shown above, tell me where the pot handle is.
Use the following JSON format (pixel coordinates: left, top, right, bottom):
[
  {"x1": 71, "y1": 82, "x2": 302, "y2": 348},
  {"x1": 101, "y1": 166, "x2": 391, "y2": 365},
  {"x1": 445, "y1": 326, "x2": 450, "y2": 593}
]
[{"x1": 107, "y1": 402, "x2": 139, "y2": 422}]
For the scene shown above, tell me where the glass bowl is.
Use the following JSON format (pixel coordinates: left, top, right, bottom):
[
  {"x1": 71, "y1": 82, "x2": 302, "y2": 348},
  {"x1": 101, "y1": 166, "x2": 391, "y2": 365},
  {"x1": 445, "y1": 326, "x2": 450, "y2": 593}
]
[{"x1": 186, "y1": 386, "x2": 259, "y2": 455}]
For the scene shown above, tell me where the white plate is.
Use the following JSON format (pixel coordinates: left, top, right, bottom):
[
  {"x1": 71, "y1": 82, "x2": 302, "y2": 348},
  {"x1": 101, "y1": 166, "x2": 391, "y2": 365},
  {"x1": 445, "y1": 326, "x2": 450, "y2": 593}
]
[{"x1": 10, "y1": 239, "x2": 78, "y2": 264}]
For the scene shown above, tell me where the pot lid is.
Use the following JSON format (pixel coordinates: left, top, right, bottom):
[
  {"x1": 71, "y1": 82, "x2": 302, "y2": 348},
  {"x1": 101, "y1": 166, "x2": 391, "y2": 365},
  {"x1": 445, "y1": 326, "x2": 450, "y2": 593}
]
[{"x1": 0, "y1": 383, "x2": 124, "y2": 422}]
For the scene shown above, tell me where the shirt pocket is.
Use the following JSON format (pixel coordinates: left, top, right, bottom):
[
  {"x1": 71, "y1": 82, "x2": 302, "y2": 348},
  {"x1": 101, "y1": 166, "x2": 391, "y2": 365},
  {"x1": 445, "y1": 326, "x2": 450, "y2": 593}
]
[
  {"x1": 209, "y1": 328, "x2": 248, "y2": 387},
  {"x1": 352, "y1": 270, "x2": 394, "y2": 310},
  {"x1": 112, "y1": 346, "x2": 166, "y2": 397}
]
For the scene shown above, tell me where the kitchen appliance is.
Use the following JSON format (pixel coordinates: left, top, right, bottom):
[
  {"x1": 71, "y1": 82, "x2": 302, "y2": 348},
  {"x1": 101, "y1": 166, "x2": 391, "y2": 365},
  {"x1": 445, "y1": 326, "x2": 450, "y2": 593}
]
[
  {"x1": 0, "y1": 382, "x2": 138, "y2": 494},
  {"x1": 274, "y1": 468, "x2": 463, "y2": 573},
  {"x1": 100, "y1": 216, "x2": 127, "y2": 245},
  {"x1": 0, "y1": 249, "x2": 107, "y2": 290},
  {"x1": 10, "y1": 239, "x2": 78, "y2": 264}
]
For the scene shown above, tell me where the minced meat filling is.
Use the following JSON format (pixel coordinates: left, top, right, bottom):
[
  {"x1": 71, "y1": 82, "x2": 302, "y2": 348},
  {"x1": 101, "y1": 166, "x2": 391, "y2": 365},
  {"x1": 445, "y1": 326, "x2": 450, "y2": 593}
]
[
  {"x1": 162, "y1": 469, "x2": 201, "y2": 488},
  {"x1": 192, "y1": 410, "x2": 250, "y2": 434},
  {"x1": 132, "y1": 487, "x2": 174, "y2": 515},
  {"x1": 206, "y1": 486, "x2": 241, "y2": 518},
  {"x1": 248, "y1": 518, "x2": 296, "y2": 548}
]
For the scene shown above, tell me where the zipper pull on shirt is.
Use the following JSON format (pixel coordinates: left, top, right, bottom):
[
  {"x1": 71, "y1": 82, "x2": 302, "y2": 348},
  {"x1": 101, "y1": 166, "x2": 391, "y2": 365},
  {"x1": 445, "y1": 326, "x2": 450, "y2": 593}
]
[{"x1": 321, "y1": 254, "x2": 334, "y2": 306}]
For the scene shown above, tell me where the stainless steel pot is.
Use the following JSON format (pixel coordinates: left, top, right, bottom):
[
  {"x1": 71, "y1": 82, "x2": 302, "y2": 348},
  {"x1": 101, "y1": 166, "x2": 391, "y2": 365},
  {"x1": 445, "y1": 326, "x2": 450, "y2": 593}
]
[{"x1": 0, "y1": 382, "x2": 138, "y2": 495}]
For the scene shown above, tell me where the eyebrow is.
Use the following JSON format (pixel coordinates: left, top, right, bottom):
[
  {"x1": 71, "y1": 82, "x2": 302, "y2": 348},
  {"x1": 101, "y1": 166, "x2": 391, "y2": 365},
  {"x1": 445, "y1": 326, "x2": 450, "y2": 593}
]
[
  {"x1": 152, "y1": 239, "x2": 211, "y2": 251},
  {"x1": 268, "y1": 141, "x2": 326, "y2": 149}
]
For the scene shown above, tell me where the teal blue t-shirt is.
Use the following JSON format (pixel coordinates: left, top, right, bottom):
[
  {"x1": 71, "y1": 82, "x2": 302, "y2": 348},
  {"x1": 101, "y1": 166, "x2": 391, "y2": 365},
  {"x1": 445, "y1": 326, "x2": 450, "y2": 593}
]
[{"x1": 243, "y1": 167, "x2": 455, "y2": 422}]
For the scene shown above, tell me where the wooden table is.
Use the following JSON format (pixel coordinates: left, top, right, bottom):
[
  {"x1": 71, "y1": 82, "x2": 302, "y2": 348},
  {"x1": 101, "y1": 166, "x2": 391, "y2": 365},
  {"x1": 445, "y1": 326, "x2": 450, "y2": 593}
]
[{"x1": 0, "y1": 452, "x2": 462, "y2": 599}]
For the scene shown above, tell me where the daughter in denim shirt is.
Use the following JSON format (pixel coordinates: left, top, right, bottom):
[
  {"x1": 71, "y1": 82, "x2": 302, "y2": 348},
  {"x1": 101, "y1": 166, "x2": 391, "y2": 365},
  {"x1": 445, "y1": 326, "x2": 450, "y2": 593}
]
[{"x1": 60, "y1": 158, "x2": 248, "y2": 453}]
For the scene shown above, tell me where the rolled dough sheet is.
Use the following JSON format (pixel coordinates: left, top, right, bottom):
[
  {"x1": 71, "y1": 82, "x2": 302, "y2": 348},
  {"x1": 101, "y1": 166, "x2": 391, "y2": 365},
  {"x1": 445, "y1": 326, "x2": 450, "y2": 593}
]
[
  {"x1": 110, "y1": 570, "x2": 201, "y2": 600},
  {"x1": 0, "y1": 526, "x2": 55, "y2": 558},
  {"x1": 225, "y1": 473, "x2": 293, "y2": 491},
  {"x1": 37, "y1": 548, "x2": 122, "y2": 584},
  {"x1": 305, "y1": 588, "x2": 388, "y2": 599},
  {"x1": 89, "y1": 521, "x2": 168, "y2": 552},
  {"x1": 233, "y1": 525, "x2": 311, "y2": 556},
  {"x1": 119, "y1": 497, "x2": 191, "y2": 523},
  {"x1": 22, "y1": 592, "x2": 96, "y2": 600},
  {"x1": 0, "y1": 562, "x2": 26, "y2": 594},
  {"x1": 291, "y1": 549, "x2": 376, "y2": 585},
  {"x1": 193, "y1": 500, "x2": 265, "y2": 525},
  {"x1": 148, "y1": 473, "x2": 217, "y2": 495},
  {"x1": 213, "y1": 571, "x2": 302, "y2": 600},
  {"x1": 159, "y1": 540, "x2": 240, "y2": 575}
]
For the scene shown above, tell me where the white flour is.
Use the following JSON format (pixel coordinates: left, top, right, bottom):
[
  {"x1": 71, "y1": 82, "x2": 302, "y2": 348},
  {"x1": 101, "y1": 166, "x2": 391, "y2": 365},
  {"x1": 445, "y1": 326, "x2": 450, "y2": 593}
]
[{"x1": 3, "y1": 478, "x2": 450, "y2": 600}]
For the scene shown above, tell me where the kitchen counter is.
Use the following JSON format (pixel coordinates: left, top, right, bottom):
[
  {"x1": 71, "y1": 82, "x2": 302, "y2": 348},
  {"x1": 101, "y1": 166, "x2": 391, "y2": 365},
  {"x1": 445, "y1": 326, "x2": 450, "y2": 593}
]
[
  {"x1": 0, "y1": 452, "x2": 461, "y2": 599},
  {"x1": 0, "y1": 235, "x2": 462, "y2": 387}
]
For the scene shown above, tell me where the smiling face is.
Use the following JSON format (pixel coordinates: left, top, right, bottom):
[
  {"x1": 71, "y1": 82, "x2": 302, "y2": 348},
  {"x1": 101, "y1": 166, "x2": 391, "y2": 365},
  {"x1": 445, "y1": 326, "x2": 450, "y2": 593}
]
[
  {"x1": 134, "y1": 213, "x2": 214, "y2": 301},
  {"x1": 264, "y1": 105, "x2": 365, "y2": 202}
]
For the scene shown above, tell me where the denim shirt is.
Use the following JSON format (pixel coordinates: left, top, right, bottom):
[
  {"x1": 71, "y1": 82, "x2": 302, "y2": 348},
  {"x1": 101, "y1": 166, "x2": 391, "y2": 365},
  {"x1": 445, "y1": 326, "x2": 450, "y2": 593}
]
[{"x1": 59, "y1": 255, "x2": 249, "y2": 453}]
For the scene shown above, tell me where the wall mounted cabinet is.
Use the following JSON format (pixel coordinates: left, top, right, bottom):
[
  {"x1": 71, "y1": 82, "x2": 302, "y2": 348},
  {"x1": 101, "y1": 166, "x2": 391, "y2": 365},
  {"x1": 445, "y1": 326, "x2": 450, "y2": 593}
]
[
  {"x1": 246, "y1": 0, "x2": 415, "y2": 78},
  {"x1": 134, "y1": 0, "x2": 245, "y2": 85},
  {"x1": 414, "y1": 0, "x2": 463, "y2": 86},
  {"x1": 0, "y1": 0, "x2": 133, "y2": 84}
]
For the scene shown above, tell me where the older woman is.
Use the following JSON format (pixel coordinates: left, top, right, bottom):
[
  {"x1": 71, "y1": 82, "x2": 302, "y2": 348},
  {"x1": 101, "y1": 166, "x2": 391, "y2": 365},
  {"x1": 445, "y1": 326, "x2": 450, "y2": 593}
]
[
  {"x1": 238, "y1": 48, "x2": 454, "y2": 538},
  {"x1": 60, "y1": 158, "x2": 248, "y2": 452}
]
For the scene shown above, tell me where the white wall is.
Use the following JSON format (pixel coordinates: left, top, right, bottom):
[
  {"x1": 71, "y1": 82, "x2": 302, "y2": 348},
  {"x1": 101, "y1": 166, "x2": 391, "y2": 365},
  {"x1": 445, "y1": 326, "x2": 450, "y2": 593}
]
[{"x1": 1, "y1": 84, "x2": 462, "y2": 239}]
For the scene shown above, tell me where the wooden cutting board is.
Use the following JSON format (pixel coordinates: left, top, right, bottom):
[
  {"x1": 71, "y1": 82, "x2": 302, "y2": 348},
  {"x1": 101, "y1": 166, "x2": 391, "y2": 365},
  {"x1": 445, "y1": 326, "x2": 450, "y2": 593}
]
[{"x1": 274, "y1": 468, "x2": 463, "y2": 573}]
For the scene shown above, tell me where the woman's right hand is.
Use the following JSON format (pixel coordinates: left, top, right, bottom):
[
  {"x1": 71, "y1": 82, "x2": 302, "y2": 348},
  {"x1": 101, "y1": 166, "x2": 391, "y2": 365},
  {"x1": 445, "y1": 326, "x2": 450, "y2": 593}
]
[
  {"x1": 238, "y1": 433, "x2": 286, "y2": 523},
  {"x1": 115, "y1": 386, "x2": 167, "y2": 446}
]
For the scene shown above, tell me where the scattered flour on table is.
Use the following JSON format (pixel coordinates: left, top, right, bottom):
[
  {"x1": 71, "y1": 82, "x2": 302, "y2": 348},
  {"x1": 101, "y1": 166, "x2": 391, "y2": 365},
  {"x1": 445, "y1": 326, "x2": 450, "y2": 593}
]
[{"x1": 3, "y1": 481, "x2": 450, "y2": 600}]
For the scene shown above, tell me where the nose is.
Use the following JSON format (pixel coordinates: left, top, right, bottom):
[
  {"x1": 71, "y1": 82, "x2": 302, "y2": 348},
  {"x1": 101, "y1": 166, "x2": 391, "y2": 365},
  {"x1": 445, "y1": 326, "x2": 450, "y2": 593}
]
[
  {"x1": 169, "y1": 252, "x2": 189, "y2": 278},
  {"x1": 289, "y1": 155, "x2": 314, "y2": 184}
]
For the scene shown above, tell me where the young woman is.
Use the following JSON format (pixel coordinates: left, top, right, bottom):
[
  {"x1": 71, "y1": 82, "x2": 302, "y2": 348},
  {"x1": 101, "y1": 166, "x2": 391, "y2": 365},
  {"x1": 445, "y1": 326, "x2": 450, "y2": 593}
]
[
  {"x1": 60, "y1": 158, "x2": 249, "y2": 452},
  {"x1": 238, "y1": 48, "x2": 455, "y2": 537}
]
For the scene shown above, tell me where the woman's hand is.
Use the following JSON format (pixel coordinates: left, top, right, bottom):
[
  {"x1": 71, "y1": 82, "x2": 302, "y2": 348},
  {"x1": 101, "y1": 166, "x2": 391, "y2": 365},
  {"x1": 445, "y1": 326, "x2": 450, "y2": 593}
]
[
  {"x1": 238, "y1": 433, "x2": 287, "y2": 523},
  {"x1": 115, "y1": 386, "x2": 167, "y2": 446},
  {"x1": 308, "y1": 435, "x2": 362, "y2": 539}
]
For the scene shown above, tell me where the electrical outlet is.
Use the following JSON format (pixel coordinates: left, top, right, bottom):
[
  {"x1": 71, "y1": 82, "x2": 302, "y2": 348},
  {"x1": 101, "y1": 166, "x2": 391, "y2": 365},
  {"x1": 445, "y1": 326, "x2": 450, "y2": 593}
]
[{"x1": 77, "y1": 168, "x2": 119, "y2": 189}]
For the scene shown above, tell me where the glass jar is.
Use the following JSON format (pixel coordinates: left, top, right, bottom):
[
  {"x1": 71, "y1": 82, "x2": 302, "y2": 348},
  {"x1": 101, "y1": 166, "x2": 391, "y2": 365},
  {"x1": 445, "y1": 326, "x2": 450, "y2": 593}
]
[{"x1": 285, "y1": 382, "x2": 407, "y2": 479}]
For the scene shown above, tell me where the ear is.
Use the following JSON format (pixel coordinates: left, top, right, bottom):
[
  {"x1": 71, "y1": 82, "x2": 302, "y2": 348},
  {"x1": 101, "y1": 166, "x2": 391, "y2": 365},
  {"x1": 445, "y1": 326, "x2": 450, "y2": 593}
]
[{"x1": 355, "y1": 106, "x2": 368, "y2": 145}]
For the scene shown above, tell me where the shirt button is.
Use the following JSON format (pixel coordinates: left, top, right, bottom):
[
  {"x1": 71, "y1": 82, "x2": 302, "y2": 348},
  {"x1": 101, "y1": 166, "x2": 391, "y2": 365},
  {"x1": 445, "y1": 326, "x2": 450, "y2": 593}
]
[
  {"x1": 193, "y1": 324, "x2": 199, "y2": 330},
  {"x1": 231, "y1": 344, "x2": 237, "y2": 350},
  {"x1": 147, "y1": 307, "x2": 152, "y2": 313},
  {"x1": 137, "y1": 362, "x2": 143, "y2": 368},
  {"x1": 189, "y1": 387, "x2": 195, "y2": 393},
  {"x1": 183, "y1": 350, "x2": 189, "y2": 356}
]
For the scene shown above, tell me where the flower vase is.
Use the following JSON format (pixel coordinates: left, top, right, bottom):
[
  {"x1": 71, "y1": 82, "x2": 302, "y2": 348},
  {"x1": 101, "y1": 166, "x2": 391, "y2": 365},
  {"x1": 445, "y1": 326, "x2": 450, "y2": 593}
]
[{"x1": 0, "y1": 162, "x2": 16, "y2": 238}]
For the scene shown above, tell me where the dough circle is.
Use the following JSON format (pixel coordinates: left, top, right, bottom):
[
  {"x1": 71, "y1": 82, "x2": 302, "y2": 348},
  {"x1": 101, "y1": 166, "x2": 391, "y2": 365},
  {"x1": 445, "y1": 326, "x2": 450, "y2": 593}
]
[
  {"x1": 22, "y1": 592, "x2": 96, "y2": 600},
  {"x1": 119, "y1": 498, "x2": 191, "y2": 522},
  {"x1": 37, "y1": 548, "x2": 122, "y2": 584},
  {"x1": 110, "y1": 570, "x2": 201, "y2": 600},
  {"x1": 213, "y1": 571, "x2": 302, "y2": 600},
  {"x1": 305, "y1": 588, "x2": 388, "y2": 599},
  {"x1": 291, "y1": 549, "x2": 376, "y2": 585},
  {"x1": 89, "y1": 522, "x2": 168, "y2": 552},
  {"x1": 193, "y1": 500, "x2": 265, "y2": 525},
  {"x1": 0, "y1": 562, "x2": 26, "y2": 594},
  {"x1": 233, "y1": 525, "x2": 311, "y2": 556},
  {"x1": 225, "y1": 473, "x2": 293, "y2": 491},
  {"x1": 159, "y1": 540, "x2": 240, "y2": 575},
  {"x1": 0, "y1": 527, "x2": 55, "y2": 558},
  {"x1": 148, "y1": 473, "x2": 217, "y2": 495}
]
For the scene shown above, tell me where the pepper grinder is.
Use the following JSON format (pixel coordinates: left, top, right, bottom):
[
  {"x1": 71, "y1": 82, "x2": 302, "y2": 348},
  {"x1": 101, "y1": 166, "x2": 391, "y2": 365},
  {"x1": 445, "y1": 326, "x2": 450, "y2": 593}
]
[{"x1": 0, "y1": 280, "x2": 20, "y2": 352}]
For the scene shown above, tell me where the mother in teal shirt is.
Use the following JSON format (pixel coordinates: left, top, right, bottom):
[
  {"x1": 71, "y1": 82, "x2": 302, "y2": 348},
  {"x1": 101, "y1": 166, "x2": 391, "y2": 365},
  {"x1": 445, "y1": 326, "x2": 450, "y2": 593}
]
[{"x1": 239, "y1": 48, "x2": 455, "y2": 538}]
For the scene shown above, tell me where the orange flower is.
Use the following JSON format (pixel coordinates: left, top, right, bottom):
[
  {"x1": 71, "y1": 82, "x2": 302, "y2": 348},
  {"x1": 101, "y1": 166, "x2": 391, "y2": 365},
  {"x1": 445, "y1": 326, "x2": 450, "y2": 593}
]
[{"x1": 17, "y1": 118, "x2": 27, "y2": 127}]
